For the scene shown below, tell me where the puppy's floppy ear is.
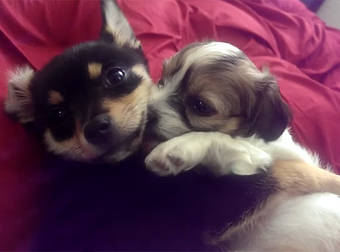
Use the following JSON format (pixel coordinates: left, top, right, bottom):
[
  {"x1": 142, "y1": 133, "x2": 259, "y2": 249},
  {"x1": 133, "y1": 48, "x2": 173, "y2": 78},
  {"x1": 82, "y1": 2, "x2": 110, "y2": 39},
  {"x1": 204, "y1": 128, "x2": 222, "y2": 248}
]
[
  {"x1": 247, "y1": 74, "x2": 291, "y2": 141},
  {"x1": 100, "y1": 0, "x2": 141, "y2": 49},
  {"x1": 4, "y1": 66, "x2": 35, "y2": 124}
]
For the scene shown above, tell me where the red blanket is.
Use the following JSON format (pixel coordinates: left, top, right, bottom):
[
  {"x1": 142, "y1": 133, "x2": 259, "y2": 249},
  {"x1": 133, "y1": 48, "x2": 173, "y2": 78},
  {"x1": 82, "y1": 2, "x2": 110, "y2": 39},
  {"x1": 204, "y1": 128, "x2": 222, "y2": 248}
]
[{"x1": 0, "y1": 0, "x2": 340, "y2": 249}]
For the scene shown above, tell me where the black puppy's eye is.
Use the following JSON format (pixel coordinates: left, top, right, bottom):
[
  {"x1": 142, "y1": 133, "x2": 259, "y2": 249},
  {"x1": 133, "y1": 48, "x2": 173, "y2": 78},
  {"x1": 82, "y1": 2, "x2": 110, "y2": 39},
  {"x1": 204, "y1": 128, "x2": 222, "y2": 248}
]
[
  {"x1": 106, "y1": 67, "x2": 126, "y2": 85},
  {"x1": 48, "y1": 107, "x2": 67, "y2": 123},
  {"x1": 188, "y1": 96, "x2": 216, "y2": 116}
]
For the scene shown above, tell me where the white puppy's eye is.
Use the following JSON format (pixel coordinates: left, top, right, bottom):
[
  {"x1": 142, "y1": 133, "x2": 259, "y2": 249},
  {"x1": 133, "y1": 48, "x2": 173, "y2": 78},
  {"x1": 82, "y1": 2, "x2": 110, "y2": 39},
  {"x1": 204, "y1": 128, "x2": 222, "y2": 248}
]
[{"x1": 187, "y1": 96, "x2": 216, "y2": 116}]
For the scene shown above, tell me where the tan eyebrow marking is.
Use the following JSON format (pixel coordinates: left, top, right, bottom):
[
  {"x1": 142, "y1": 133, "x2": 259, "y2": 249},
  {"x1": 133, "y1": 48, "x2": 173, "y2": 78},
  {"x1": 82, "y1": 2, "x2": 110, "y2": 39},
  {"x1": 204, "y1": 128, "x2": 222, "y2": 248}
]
[
  {"x1": 48, "y1": 90, "x2": 64, "y2": 105},
  {"x1": 88, "y1": 62, "x2": 103, "y2": 79},
  {"x1": 131, "y1": 64, "x2": 151, "y2": 81}
]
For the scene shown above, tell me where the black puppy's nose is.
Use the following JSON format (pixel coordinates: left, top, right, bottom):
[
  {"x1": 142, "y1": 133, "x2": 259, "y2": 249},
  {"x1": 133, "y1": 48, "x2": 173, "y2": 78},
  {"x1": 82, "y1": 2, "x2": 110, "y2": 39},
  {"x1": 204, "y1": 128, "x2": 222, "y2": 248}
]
[{"x1": 84, "y1": 114, "x2": 113, "y2": 145}]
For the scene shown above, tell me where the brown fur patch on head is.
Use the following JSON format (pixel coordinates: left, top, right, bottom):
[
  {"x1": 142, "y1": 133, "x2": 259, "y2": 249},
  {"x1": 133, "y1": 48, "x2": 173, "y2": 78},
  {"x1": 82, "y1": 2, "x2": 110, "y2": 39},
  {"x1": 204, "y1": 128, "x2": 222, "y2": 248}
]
[
  {"x1": 152, "y1": 42, "x2": 289, "y2": 141},
  {"x1": 48, "y1": 90, "x2": 64, "y2": 105},
  {"x1": 168, "y1": 42, "x2": 289, "y2": 140},
  {"x1": 182, "y1": 56, "x2": 258, "y2": 134},
  {"x1": 88, "y1": 62, "x2": 102, "y2": 79}
]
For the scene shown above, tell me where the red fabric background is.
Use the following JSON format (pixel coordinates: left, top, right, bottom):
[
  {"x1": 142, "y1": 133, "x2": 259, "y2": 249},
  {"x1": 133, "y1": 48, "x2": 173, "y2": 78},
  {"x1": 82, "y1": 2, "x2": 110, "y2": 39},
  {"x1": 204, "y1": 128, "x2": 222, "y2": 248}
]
[{"x1": 0, "y1": 0, "x2": 340, "y2": 249}]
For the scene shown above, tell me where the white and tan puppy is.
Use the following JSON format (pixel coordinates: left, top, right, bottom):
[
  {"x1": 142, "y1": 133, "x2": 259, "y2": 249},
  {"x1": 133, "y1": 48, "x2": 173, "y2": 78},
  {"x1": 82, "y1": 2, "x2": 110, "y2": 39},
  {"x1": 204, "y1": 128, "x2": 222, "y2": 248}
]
[{"x1": 145, "y1": 41, "x2": 340, "y2": 251}]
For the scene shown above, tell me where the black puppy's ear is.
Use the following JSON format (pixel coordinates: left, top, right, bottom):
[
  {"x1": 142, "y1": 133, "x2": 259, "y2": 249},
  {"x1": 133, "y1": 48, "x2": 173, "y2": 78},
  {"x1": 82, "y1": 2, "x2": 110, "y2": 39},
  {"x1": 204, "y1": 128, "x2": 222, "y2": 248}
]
[
  {"x1": 4, "y1": 66, "x2": 35, "y2": 124},
  {"x1": 100, "y1": 0, "x2": 141, "y2": 49},
  {"x1": 247, "y1": 74, "x2": 291, "y2": 141}
]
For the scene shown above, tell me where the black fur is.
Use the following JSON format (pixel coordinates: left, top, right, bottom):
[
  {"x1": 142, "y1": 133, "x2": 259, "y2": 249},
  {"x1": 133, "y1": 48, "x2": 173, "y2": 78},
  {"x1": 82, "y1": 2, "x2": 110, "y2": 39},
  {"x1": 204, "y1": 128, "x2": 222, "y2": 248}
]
[{"x1": 27, "y1": 156, "x2": 277, "y2": 250}]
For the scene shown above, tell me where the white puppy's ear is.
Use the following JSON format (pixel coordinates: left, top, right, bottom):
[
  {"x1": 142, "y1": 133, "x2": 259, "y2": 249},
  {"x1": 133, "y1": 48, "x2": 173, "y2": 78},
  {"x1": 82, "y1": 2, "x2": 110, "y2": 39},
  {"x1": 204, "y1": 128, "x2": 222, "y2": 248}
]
[
  {"x1": 4, "y1": 66, "x2": 35, "y2": 124},
  {"x1": 100, "y1": 0, "x2": 141, "y2": 49},
  {"x1": 248, "y1": 73, "x2": 291, "y2": 141}
]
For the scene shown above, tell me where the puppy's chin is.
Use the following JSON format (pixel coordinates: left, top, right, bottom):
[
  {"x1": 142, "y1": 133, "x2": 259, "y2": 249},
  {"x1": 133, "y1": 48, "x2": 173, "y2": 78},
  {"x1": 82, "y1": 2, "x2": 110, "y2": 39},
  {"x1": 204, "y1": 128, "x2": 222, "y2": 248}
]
[
  {"x1": 75, "y1": 144, "x2": 101, "y2": 161},
  {"x1": 58, "y1": 142, "x2": 136, "y2": 164},
  {"x1": 46, "y1": 140, "x2": 104, "y2": 163}
]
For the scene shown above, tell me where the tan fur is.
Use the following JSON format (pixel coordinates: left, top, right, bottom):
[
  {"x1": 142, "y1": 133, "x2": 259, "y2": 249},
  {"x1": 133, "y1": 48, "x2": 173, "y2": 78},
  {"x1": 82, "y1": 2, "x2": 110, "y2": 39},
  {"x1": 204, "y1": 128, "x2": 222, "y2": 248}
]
[
  {"x1": 100, "y1": 73, "x2": 151, "y2": 162},
  {"x1": 103, "y1": 82, "x2": 149, "y2": 120},
  {"x1": 218, "y1": 117, "x2": 242, "y2": 133},
  {"x1": 105, "y1": 25, "x2": 141, "y2": 49},
  {"x1": 88, "y1": 63, "x2": 102, "y2": 79},
  {"x1": 44, "y1": 121, "x2": 99, "y2": 160},
  {"x1": 271, "y1": 160, "x2": 340, "y2": 195},
  {"x1": 102, "y1": 76, "x2": 151, "y2": 135},
  {"x1": 132, "y1": 64, "x2": 151, "y2": 81},
  {"x1": 48, "y1": 90, "x2": 64, "y2": 105}
]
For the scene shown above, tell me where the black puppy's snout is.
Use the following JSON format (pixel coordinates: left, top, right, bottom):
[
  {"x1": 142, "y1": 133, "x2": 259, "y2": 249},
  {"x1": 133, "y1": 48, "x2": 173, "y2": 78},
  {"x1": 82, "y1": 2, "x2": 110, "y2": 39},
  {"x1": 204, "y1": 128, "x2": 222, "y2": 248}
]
[{"x1": 84, "y1": 114, "x2": 113, "y2": 145}]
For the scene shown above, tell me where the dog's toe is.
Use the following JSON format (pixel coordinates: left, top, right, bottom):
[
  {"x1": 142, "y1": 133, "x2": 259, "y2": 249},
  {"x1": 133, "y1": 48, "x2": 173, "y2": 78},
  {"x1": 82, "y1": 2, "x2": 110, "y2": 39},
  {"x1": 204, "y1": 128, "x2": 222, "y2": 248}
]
[
  {"x1": 145, "y1": 157, "x2": 169, "y2": 176},
  {"x1": 145, "y1": 144, "x2": 197, "y2": 176}
]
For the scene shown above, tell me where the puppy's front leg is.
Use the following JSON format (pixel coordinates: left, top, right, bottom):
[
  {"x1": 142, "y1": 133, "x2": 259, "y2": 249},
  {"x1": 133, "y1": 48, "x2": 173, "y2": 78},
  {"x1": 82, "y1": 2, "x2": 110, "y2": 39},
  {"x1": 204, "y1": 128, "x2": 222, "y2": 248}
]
[{"x1": 145, "y1": 132, "x2": 272, "y2": 176}]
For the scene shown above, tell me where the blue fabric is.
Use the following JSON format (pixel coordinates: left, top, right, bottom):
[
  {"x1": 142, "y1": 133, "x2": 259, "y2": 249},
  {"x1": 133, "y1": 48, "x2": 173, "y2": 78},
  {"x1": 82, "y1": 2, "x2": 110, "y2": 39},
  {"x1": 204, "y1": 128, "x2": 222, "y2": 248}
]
[{"x1": 300, "y1": 0, "x2": 324, "y2": 11}]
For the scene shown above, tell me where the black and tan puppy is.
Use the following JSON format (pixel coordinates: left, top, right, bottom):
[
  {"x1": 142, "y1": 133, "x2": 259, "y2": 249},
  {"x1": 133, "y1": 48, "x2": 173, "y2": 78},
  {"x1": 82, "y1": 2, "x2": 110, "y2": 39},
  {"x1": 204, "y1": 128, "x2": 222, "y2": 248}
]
[{"x1": 5, "y1": 0, "x2": 152, "y2": 163}]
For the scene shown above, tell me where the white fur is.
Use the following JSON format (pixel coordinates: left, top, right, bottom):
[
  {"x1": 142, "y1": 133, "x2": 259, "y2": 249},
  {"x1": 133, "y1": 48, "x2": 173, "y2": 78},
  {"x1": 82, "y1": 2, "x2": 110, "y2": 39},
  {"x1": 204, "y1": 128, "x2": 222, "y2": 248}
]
[
  {"x1": 145, "y1": 128, "x2": 325, "y2": 177},
  {"x1": 103, "y1": 0, "x2": 140, "y2": 48},
  {"x1": 148, "y1": 89, "x2": 190, "y2": 140},
  {"x1": 4, "y1": 65, "x2": 35, "y2": 123},
  {"x1": 145, "y1": 131, "x2": 272, "y2": 176},
  {"x1": 231, "y1": 193, "x2": 340, "y2": 251}
]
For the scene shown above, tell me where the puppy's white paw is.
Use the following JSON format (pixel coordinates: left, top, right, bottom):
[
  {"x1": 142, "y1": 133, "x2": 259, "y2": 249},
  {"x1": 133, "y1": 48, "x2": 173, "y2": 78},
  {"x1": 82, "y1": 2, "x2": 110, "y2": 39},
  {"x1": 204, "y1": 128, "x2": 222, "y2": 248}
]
[
  {"x1": 229, "y1": 159, "x2": 256, "y2": 175},
  {"x1": 145, "y1": 135, "x2": 207, "y2": 176},
  {"x1": 209, "y1": 137, "x2": 273, "y2": 176},
  {"x1": 228, "y1": 147, "x2": 272, "y2": 176}
]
